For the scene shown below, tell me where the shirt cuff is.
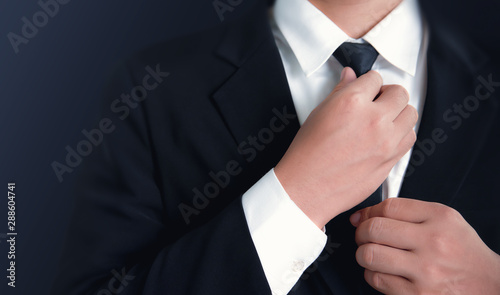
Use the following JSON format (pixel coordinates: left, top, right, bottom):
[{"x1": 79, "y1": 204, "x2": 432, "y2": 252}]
[{"x1": 242, "y1": 169, "x2": 327, "y2": 295}]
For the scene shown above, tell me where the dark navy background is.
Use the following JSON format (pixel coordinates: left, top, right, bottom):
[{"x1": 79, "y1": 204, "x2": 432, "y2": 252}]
[{"x1": 0, "y1": 0, "x2": 498, "y2": 294}]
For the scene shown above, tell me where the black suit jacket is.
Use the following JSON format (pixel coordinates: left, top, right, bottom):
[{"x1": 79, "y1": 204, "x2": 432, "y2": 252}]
[{"x1": 53, "y1": 1, "x2": 500, "y2": 294}]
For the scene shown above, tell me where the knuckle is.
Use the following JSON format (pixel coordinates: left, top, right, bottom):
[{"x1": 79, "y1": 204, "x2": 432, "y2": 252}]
[
  {"x1": 367, "y1": 217, "x2": 384, "y2": 236},
  {"x1": 422, "y1": 262, "x2": 442, "y2": 282},
  {"x1": 367, "y1": 70, "x2": 383, "y2": 86},
  {"x1": 370, "y1": 271, "x2": 383, "y2": 289},
  {"x1": 408, "y1": 105, "x2": 419, "y2": 122},
  {"x1": 445, "y1": 207, "x2": 462, "y2": 221},
  {"x1": 366, "y1": 270, "x2": 393, "y2": 292},
  {"x1": 374, "y1": 71, "x2": 384, "y2": 86},
  {"x1": 344, "y1": 90, "x2": 364, "y2": 107},
  {"x1": 409, "y1": 129, "x2": 417, "y2": 143},
  {"x1": 369, "y1": 115, "x2": 385, "y2": 130},
  {"x1": 358, "y1": 244, "x2": 375, "y2": 266},
  {"x1": 398, "y1": 86, "x2": 410, "y2": 103},
  {"x1": 435, "y1": 203, "x2": 462, "y2": 222},
  {"x1": 381, "y1": 198, "x2": 398, "y2": 217},
  {"x1": 429, "y1": 233, "x2": 448, "y2": 255},
  {"x1": 375, "y1": 132, "x2": 395, "y2": 155},
  {"x1": 386, "y1": 84, "x2": 409, "y2": 104},
  {"x1": 418, "y1": 260, "x2": 431, "y2": 279}
]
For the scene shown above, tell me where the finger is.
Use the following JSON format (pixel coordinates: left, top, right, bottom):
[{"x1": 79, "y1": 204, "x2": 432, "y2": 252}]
[
  {"x1": 375, "y1": 85, "x2": 410, "y2": 120},
  {"x1": 355, "y1": 217, "x2": 419, "y2": 250},
  {"x1": 351, "y1": 198, "x2": 438, "y2": 227},
  {"x1": 393, "y1": 104, "x2": 418, "y2": 128},
  {"x1": 335, "y1": 70, "x2": 383, "y2": 102},
  {"x1": 396, "y1": 129, "x2": 417, "y2": 157},
  {"x1": 391, "y1": 105, "x2": 418, "y2": 151},
  {"x1": 356, "y1": 243, "x2": 417, "y2": 279},
  {"x1": 331, "y1": 67, "x2": 358, "y2": 94},
  {"x1": 364, "y1": 269, "x2": 417, "y2": 295}
]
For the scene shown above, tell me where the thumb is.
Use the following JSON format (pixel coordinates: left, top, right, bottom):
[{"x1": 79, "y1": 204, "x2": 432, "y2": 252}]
[{"x1": 334, "y1": 67, "x2": 357, "y2": 91}]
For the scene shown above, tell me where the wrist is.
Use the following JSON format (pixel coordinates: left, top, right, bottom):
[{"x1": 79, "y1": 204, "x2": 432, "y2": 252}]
[
  {"x1": 289, "y1": 194, "x2": 330, "y2": 229},
  {"x1": 274, "y1": 165, "x2": 332, "y2": 229}
]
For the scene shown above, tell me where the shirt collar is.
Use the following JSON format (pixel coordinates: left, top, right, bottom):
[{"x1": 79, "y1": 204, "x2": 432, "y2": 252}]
[{"x1": 273, "y1": 0, "x2": 424, "y2": 77}]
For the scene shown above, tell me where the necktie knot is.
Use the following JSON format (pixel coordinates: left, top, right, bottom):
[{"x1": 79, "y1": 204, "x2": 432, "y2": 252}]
[{"x1": 333, "y1": 42, "x2": 379, "y2": 77}]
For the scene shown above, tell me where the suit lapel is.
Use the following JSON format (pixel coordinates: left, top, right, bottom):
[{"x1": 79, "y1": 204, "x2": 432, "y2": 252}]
[
  {"x1": 211, "y1": 3, "x2": 300, "y2": 174},
  {"x1": 399, "y1": 22, "x2": 499, "y2": 205}
]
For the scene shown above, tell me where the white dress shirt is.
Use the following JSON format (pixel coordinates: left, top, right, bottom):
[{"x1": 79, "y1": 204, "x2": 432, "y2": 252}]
[{"x1": 242, "y1": 0, "x2": 429, "y2": 294}]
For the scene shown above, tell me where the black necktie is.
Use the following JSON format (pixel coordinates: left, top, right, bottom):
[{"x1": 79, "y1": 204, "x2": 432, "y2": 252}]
[
  {"x1": 333, "y1": 42, "x2": 382, "y2": 208},
  {"x1": 333, "y1": 42, "x2": 379, "y2": 77}
]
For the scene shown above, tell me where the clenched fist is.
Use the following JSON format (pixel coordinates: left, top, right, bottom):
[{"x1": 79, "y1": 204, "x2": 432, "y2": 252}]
[{"x1": 275, "y1": 67, "x2": 418, "y2": 228}]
